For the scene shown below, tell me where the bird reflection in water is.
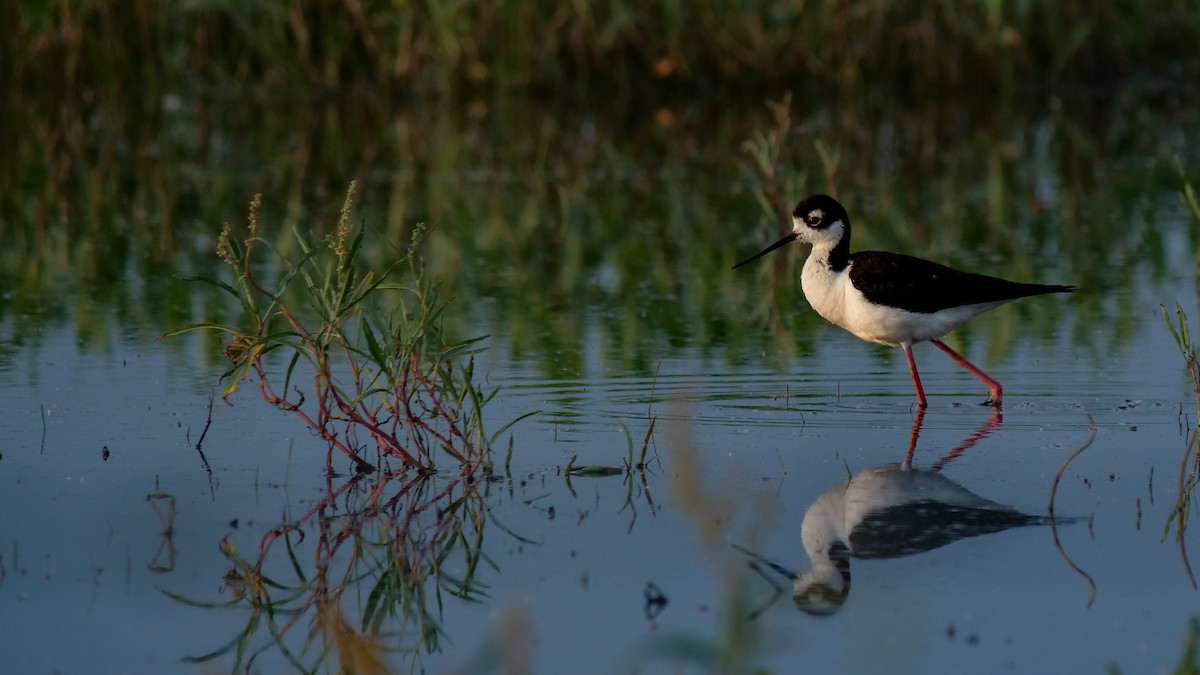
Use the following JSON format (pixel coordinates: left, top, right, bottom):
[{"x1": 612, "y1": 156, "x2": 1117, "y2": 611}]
[{"x1": 740, "y1": 410, "x2": 1067, "y2": 617}]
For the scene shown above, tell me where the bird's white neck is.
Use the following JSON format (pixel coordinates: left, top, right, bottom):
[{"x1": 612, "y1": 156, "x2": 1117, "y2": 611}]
[
  {"x1": 801, "y1": 242, "x2": 851, "y2": 330},
  {"x1": 806, "y1": 218, "x2": 851, "y2": 272}
]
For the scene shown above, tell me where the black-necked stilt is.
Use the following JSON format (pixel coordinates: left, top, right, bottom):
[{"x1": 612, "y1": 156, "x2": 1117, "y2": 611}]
[{"x1": 733, "y1": 194, "x2": 1075, "y2": 408}]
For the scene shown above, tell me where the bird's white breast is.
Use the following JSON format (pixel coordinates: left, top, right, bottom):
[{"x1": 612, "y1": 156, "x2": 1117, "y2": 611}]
[{"x1": 801, "y1": 253, "x2": 1004, "y2": 346}]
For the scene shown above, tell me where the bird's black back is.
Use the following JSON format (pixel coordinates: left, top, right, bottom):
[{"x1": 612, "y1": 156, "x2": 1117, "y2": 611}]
[{"x1": 847, "y1": 251, "x2": 1075, "y2": 314}]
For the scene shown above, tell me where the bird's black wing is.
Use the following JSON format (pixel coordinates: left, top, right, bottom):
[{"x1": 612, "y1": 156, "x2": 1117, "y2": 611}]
[
  {"x1": 847, "y1": 251, "x2": 1074, "y2": 314},
  {"x1": 848, "y1": 501, "x2": 1050, "y2": 559}
]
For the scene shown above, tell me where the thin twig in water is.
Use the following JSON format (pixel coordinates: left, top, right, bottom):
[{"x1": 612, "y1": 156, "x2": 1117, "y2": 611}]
[
  {"x1": 1174, "y1": 430, "x2": 1198, "y2": 590},
  {"x1": 194, "y1": 392, "x2": 215, "y2": 469},
  {"x1": 1048, "y1": 415, "x2": 1098, "y2": 608},
  {"x1": 643, "y1": 360, "x2": 663, "y2": 470},
  {"x1": 146, "y1": 492, "x2": 177, "y2": 573},
  {"x1": 647, "y1": 359, "x2": 662, "y2": 422},
  {"x1": 39, "y1": 404, "x2": 46, "y2": 454},
  {"x1": 638, "y1": 418, "x2": 657, "y2": 470},
  {"x1": 185, "y1": 393, "x2": 218, "y2": 499}
]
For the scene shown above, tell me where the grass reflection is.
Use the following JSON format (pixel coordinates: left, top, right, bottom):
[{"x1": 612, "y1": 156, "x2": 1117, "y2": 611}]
[
  {"x1": 2, "y1": 76, "x2": 1198, "y2": 380},
  {"x1": 168, "y1": 472, "x2": 498, "y2": 673},
  {"x1": 1160, "y1": 302, "x2": 1200, "y2": 589},
  {"x1": 163, "y1": 439, "x2": 666, "y2": 673}
]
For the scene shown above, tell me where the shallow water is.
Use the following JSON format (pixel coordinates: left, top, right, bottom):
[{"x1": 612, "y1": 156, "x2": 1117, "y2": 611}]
[{"x1": 4, "y1": 84, "x2": 1200, "y2": 673}]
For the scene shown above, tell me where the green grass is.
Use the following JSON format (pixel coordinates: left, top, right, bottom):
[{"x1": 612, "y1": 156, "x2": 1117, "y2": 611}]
[{"x1": 6, "y1": 2, "x2": 1199, "y2": 98}]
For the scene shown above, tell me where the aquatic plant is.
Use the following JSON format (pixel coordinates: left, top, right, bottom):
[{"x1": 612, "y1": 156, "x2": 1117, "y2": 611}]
[
  {"x1": 164, "y1": 183, "x2": 524, "y2": 474},
  {"x1": 161, "y1": 190, "x2": 529, "y2": 669}
]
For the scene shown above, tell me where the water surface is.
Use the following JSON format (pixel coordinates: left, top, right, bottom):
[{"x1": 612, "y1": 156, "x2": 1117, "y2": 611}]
[{"x1": 2, "y1": 89, "x2": 1200, "y2": 674}]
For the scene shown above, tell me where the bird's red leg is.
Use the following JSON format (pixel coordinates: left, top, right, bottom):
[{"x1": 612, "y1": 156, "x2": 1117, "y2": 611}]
[
  {"x1": 902, "y1": 343, "x2": 928, "y2": 409},
  {"x1": 902, "y1": 406, "x2": 927, "y2": 468},
  {"x1": 931, "y1": 338, "x2": 1003, "y2": 407}
]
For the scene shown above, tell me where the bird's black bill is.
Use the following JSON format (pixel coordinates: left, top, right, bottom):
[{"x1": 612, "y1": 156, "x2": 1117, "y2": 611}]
[{"x1": 731, "y1": 233, "x2": 798, "y2": 269}]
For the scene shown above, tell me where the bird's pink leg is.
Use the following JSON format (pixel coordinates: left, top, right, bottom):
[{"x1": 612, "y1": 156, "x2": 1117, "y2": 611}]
[
  {"x1": 931, "y1": 338, "x2": 1003, "y2": 407},
  {"x1": 902, "y1": 406, "x2": 927, "y2": 468},
  {"x1": 902, "y1": 343, "x2": 928, "y2": 409}
]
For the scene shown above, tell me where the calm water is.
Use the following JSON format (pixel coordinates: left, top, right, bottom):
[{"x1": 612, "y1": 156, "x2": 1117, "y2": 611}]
[{"x1": 2, "y1": 91, "x2": 1200, "y2": 674}]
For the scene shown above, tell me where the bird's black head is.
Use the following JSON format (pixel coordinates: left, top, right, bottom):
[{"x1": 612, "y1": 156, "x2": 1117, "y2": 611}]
[
  {"x1": 732, "y1": 194, "x2": 854, "y2": 270},
  {"x1": 792, "y1": 194, "x2": 850, "y2": 232}
]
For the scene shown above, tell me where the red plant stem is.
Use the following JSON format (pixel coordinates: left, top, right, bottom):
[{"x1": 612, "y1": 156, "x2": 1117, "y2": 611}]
[
  {"x1": 324, "y1": 377, "x2": 424, "y2": 467},
  {"x1": 409, "y1": 357, "x2": 471, "y2": 462},
  {"x1": 254, "y1": 358, "x2": 369, "y2": 467}
]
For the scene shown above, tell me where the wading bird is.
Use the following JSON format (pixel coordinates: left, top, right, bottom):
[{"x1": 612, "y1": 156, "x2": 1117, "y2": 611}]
[{"x1": 733, "y1": 195, "x2": 1074, "y2": 408}]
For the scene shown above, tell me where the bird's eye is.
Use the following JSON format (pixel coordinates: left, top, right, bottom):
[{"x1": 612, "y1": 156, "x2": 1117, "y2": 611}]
[{"x1": 806, "y1": 215, "x2": 821, "y2": 226}]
